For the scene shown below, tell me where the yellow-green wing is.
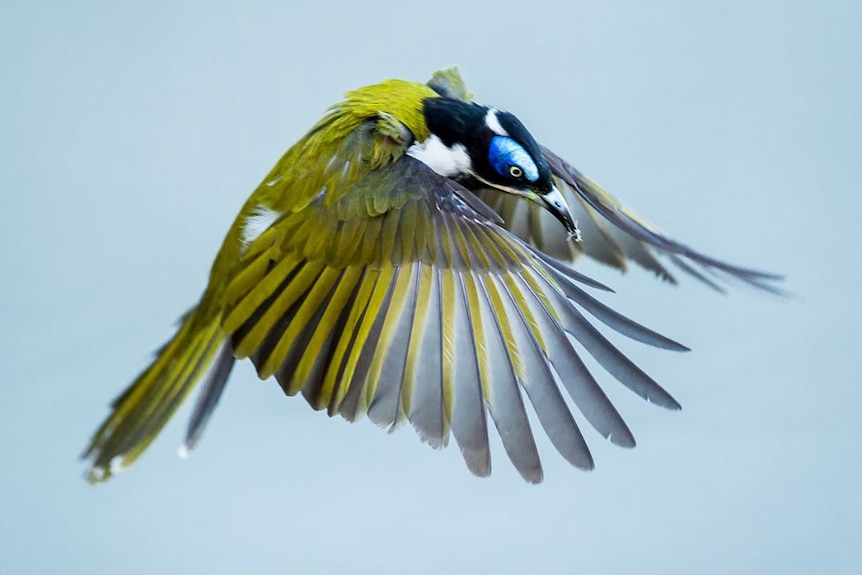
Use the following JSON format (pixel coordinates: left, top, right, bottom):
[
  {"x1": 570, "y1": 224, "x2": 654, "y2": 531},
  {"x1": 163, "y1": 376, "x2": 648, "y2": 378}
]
[
  {"x1": 222, "y1": 155, "x2": 686, "y2": 483},
  {"x1": 83, "y1": 82, "x2": 437, "y2": 482}
]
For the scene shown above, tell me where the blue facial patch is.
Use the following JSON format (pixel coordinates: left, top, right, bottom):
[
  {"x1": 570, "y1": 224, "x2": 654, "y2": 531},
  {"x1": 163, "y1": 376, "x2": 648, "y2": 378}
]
[{"x1": 488, "y1": 136, "x2": 539, "y2": 182}]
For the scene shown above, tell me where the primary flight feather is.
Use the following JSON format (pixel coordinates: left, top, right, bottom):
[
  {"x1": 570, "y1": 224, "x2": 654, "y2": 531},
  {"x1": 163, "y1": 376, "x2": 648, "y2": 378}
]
[{"x1": 83, "y1": 68, "x2": 781, "y2": 484}]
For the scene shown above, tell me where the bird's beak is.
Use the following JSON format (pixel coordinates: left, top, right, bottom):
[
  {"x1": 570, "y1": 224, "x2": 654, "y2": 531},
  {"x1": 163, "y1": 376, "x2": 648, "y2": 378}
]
[{"x1": 541, "y1": 184, "x2": 580, "y2": 241}]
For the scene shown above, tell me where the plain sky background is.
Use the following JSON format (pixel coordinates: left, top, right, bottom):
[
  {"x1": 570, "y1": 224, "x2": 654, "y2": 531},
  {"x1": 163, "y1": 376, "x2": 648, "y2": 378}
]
[{"x1": 2, "y1": 1, "x2": 860, "y2": 573}]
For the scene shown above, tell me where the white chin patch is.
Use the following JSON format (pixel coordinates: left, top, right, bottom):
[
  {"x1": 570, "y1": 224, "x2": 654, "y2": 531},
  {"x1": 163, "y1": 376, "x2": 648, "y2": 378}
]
[
  {"x1": 241, "y1": 205, "x2": 282, "y2": 247},
  {"x1": 407, "y1": 134, "x2": 471, "y2": 177}
]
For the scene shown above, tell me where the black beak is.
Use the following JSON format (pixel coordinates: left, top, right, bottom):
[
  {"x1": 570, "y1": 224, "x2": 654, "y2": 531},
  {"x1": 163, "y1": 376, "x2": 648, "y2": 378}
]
[{"x1": 541, "y1": 184, "x2": 581, "y2": 241}]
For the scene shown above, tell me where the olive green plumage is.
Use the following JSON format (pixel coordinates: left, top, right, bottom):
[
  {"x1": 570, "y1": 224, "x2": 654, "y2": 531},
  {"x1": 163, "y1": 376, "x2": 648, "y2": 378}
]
[
  {"x1": 84, "y1": 79, "x2": 440, "y2": 482},
  {"x1": 83, "y1": 68, "x2": 781, "y2": 484}
]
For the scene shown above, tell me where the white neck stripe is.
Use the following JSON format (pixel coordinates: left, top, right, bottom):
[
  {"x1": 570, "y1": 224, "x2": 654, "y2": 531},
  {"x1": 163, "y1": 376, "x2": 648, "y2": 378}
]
[{"x1": 485, "y1": 109, "x2": 508, "y2": 137}]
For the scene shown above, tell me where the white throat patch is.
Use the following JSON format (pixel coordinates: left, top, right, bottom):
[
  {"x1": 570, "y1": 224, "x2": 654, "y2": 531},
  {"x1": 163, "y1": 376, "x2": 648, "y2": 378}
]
[{"x1": 406, "y1": 134, "x2": 471, "y2": 177}]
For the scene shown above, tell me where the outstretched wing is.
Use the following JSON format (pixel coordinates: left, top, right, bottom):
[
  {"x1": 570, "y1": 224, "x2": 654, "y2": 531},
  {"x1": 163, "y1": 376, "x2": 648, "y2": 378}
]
[
  {"x1": 83, "y1": 88, "x2": 435, "y2": 482},
  {"x1": 221, "y1": 155, "x2": 687, "y2": 483},
  {"x1": 482, "y1": 147, "x2": 784, "y2": 293},
  {"x1": 429, "y1": 68, "x2": 783, "y2": 293}
]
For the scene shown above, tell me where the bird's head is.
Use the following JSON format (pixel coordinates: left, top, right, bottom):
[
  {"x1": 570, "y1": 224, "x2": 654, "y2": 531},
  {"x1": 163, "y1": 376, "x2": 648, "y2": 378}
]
[{"x1": 407, "y1": 97, "x2": 576, "y2": 238}]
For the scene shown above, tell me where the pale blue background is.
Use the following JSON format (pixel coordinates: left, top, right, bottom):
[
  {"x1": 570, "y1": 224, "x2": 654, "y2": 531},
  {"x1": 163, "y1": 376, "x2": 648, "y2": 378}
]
[{"x1": 2, "y1": 1, "x2": 860, "y2": 573}]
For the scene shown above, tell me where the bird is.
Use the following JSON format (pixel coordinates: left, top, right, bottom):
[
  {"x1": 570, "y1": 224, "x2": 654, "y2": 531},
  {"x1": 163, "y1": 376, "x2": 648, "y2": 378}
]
[{"x1": 83, "y1": 68, "x2": 782, "y2": 484}]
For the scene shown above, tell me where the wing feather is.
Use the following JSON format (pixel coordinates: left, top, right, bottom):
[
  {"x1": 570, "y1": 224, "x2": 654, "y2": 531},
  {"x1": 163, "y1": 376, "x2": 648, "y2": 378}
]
[
  {"x1": 405, "y1": 264, "x2": 448, "y2": 447},
  {"x1": 542, "y1": 145, "x2": 784, "y2": 292},
  {"x1": 300, "y1": 265, "x2": 365, "y2": 408},
  {"x1": 502, "y1": 273, "x2": 635, "y2": 448},
  {"x1": 525, "y1": 268, "x2": 681, "y2": 410},
  {"x1": 221, "y1": 155, "x2": 698, "y2": 481},
  {"x1": 319, "y1": 267, "x2": 378, "y2": 414},
  {"x1": 336, "y1": 266, "x2": 396, "y2": 421},
  {"x1": 481, "y1": 274, "x2": 593, "y2": 470},
  {"x1": 464, "y1": 271, "x2": 542, "y2": 483},
  {"x1": 536, "y1": 264, "x2": 690, "y2": 351},
  {"x1": 367, "y1": 264, "x2": 419, "y2": 428},
  {"x1": 443, "y1": 267, "x2": 491, "y2": 476},
  {"x1": 261, "y1": 265, "x2": 341, "y2": 382}
]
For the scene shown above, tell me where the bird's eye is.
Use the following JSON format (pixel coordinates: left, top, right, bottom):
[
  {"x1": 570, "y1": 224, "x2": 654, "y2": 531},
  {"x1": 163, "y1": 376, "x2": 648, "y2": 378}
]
[{"x1": 488, "y1": 136, "x2": 539, "y2": 183}]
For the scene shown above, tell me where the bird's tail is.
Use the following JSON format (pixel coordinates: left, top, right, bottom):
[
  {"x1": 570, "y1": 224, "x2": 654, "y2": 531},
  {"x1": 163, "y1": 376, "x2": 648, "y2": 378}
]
[{"x1": 83, "y1": 307, "x2": 227, "y2": 483}]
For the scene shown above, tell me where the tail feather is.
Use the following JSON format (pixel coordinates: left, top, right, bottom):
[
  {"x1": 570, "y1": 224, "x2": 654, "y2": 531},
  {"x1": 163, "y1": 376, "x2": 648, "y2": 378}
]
[
  {"x1": 83, "y1": 309, "x2": 226, "y2": 483},
  {"x1": 182, "y1": 341, "x2": 236, "y2": 454}
]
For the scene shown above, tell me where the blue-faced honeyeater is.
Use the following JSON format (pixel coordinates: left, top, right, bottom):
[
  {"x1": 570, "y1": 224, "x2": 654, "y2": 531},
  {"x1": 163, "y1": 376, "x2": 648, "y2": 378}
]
[{"x1": 83, "y1": 68, "x2": 782, "y2": 484}]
